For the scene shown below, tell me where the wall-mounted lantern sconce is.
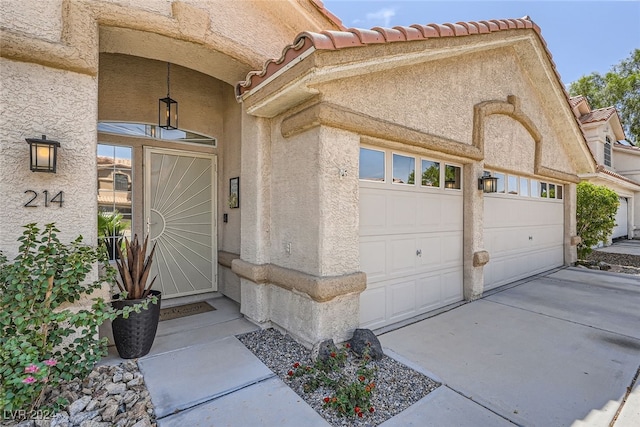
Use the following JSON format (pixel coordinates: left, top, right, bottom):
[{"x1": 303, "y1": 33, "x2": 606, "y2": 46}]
[
  {"x1": 159, "y1": 62, "x2": 178, "y2": 130},
  {"x1": 444, "y1": 180, "x2": 457, "y2": 189},
  {"x1": 26, "y1": 135, "x2": 60, "y2": 173},
  {"x1": 478, "y1": 173, "x2": 498, "y2": 193}
]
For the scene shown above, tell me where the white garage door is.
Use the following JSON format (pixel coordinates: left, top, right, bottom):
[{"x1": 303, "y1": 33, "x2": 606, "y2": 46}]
[
  {"x1": 612, "y1": 197, "x2": 628, "y2": 239},
  {"x1": 484, "y1": 190, "x2": 564, "y2": 290},
  {"x1": 359, "y1": 150, "x2": 463, "y2": 330}
]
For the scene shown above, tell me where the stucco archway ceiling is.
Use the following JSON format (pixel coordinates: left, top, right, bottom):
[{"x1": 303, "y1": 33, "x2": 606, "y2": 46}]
[{"x1": 99, "y1": 27, "x2": 252, "y2": 86}]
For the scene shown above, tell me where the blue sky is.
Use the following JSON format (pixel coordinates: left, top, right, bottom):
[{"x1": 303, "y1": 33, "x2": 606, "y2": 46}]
[{"x1": 322, "y1": 1, "x2": 640, "y2": 86}]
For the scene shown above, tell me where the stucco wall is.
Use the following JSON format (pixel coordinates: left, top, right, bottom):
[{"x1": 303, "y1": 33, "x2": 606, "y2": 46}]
[
  {"x1": 220, "y1": 86, "x2": 242, "y2": 255},
  {"x1": 99, "y1": 54, "x2": 224, "y2": 138},
  {"x1": 318, "y1": 48, "x2": 575, "y2": 176},
  {"x1": 0, "y1": 58, "x2": 98, "y2": 259},
  {"x1": 270, "y1": 126, "x2": 322, "y2": 275},
  {"x1": 0, "y1": 0, "x2": 62, "y2": 43}
]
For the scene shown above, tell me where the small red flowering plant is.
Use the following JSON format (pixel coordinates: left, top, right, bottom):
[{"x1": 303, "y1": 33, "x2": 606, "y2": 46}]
[{"x1": 286, "y1": 344, "x2": 376, "y2": 418}]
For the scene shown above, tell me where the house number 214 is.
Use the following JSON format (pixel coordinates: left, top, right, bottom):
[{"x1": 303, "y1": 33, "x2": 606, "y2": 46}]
[{"x1": 24, "y1": 190, "x2": 64, "y2": 208}]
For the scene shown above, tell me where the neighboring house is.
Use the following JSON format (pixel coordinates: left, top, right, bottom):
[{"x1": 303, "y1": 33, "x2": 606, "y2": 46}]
[
  {"x1": 570, "y1": 96, "x2": 640, "y2": 240},
  {"x1": 0, "y1": 1, "x2": 595, "y2": 347}
]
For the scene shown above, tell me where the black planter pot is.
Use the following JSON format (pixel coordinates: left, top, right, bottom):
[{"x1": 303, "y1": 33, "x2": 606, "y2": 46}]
[{"x1": 111, "y1": 290, "x2": 162, "y2": 359}]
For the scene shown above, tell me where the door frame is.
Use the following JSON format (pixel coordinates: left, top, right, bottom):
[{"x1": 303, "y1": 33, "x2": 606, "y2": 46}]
[{"x1": 143, "y1": 146, "x2": 218, "y2": 298}]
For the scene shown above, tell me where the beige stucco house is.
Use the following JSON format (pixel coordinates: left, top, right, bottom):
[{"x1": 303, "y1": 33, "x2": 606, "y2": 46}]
[
  {"x1": 1, "y1": 1, "x2": 595, "y2": 347},
  {"x1": 570, "y1": 96, "x2": 640, "y2": 241}
]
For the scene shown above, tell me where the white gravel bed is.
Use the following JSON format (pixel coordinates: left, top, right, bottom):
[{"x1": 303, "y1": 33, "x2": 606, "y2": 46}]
[{"x1": 237, "y1": 328, "x2": 440, "y2": 426}]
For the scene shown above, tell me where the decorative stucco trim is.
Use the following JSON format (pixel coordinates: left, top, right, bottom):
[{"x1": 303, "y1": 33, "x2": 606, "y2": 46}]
[
  {"x1": 231, "y1": 258, "x2": 366, "y2": 303},
  {"x1": 473, "y1": 95, "x2": 580, "y2": 183},
  {"x1": 0, "y1": 29, "x2": 95, "y2": 75},
  {"x1": 217, "y1": 251, "x2": 240, "y2": 269},
  {"x1": 570, "y1": 236, "x2": 581, "y2": 246},
  {"x1": 281, "y1": 102, "x2": 483, "y2": 160},
  {"x1": 0, "y1": 1, "x2": 258, "y2": 80}
]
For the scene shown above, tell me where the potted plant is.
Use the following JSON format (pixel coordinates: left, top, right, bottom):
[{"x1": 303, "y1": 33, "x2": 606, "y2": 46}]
[{"x1": 111, "y1": 234, "x2": 161, "y2": 359}]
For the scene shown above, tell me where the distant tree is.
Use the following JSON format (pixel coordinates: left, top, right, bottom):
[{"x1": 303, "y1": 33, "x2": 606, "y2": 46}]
[
  {"x1": 569, "y1": 49, "x2": 639, "y2": 145},
  {"x1": 576, "y1": 182, "x2": 619, "y2": 258}
]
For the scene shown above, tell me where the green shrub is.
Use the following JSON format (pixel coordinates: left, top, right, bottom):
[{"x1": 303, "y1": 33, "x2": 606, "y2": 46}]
[
  {"x1": 0, "y1": 223, "x2": 120, "y2": 416},
  {"x1": 576, "y1": 182, "x2": 619, "y2": 258}
]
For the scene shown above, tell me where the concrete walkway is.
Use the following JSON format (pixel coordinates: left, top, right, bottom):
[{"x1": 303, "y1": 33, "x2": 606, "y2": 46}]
[
  {"x1": 595, "y1": 239, "x2": 640, "y2": 256},
  {"x1": 109, "y1": 267, "x2": 640, "y2": 426}
]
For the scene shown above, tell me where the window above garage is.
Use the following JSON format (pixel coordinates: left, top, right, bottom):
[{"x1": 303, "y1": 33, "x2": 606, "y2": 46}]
[
  {"x1": 359, "y1": 147, "x2": 462, "y2": 191},
  {"x1": 486, "y1": 170, "x2": 563, "y2": 200}
]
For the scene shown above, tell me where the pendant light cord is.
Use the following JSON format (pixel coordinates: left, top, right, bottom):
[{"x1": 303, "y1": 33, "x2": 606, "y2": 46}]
[{"x1": 167, "y1": 62, "x2": 171, "y2": 98}]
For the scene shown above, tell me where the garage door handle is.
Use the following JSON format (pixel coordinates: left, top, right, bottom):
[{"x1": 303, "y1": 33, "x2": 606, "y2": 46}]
[{"x1": 416, "y1": 249, "x2": 422, "y2": 257}]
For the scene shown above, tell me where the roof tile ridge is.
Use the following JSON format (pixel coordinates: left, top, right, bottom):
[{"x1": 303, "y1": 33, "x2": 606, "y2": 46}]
[
  {"x1": 371, "y1": 26, "x2": 406, "y2": 42},
  {"x1": 442, "y1": 22, "x2": 469, "y2": 36}
]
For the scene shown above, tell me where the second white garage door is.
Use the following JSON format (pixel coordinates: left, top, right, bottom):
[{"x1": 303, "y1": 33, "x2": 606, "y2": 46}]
[{"x1": 484, "y1": 186, "x2": 564, "y2": 290}]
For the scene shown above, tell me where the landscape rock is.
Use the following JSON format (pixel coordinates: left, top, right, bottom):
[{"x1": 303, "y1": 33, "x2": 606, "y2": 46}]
[
  {"x1": 69, "y1": 410, "x2": 99, "y2": 425},
  {"x1": 68, "y1": 396, "x2": 92, "y2": 416},
  {"x1": 348, "y1": 328, "x2": 385, "y2": 360},
  {"x1": 105, "y1": 382, "x2": 126, "y2": 395},
  {"x1": 310, "y1": 339, "x2": 337, "y2": 363}
]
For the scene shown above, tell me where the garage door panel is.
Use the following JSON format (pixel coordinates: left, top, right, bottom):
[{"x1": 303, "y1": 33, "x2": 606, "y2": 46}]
[
  {"x1": 441, "y1": 195, "x2": 464, "y2": 228},
  {"x1": 359, "y1": 193, "x2": 386, "y2": 233},
  {"x1": 359, "y1": 285, "x2": 386, "y2": 326},
  {"x1": 359, "y1": 239, "x2": 387, "y2": 280},
  {"x1": 416, "y1": 274, "x2": 442, "y2": 311},
  {"x1": 416, "y1": 236, "x2": 442, "y2": 267},
  {"x1": 389, "y1": 192, "x2": 418, "y2": 230},
  {"x1": 441, "y1": 232, "x2": 463, "y2": 265},
  {"x1": 389, "y1": 279, "x2": 417, "y2": 321},
  {"x1": 417, "y1": 195, "x2": 443, "y2": 228},
  {"x1": 389, "y1": 237, "x2": 417, "y2": 274},
  {"x1": 442, "y1": 269, "x2": 464, "y2": 303}
]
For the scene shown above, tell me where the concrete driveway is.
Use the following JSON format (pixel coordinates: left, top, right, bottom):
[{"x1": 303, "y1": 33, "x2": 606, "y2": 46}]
[{"x1": 379, "y1": 267, "x2": 640, "y2": 426}]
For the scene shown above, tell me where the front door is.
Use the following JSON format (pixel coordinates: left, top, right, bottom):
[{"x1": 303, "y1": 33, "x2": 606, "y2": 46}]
[{"x1": 144, "y1": 147, "x2": 217, "y2": 299}]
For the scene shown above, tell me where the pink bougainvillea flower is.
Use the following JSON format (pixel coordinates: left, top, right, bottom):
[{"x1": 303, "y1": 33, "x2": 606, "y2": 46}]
[
  {"x1": 22, "y1": 376, "x2": 36, "y2": 384},
  {"x1": 43, "y1": 359, "x2": 57, "y2": 367},
  {"x1": 24, "y1": 364, "x2": 40, "y2": 374}
]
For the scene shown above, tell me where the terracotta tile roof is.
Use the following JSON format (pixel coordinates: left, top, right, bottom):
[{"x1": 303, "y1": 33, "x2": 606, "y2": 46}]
[
  {"x1": 596, "y1": 165, "x2": 640, "y2": 187},
  {"x1": 578, "y1": 107, "x2": 617, "y2": 124},
  {"x1": 236, "y1": 17, "x2": 546, "y2": 97},
  {"x1": 569, "y1": 95, "x2": 586, "y2": 108}
]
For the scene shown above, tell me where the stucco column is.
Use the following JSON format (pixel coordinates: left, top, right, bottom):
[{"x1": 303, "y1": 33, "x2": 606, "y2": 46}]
[
  {"x1": 564, "y1": 183, "x2": 578, "y2": 264},
  {"x1": 463, "y1": 161, "x2": 486, "y2": 300},
  {"x1": 237, "y1": 111, "x2": 272, "y2": 324}
]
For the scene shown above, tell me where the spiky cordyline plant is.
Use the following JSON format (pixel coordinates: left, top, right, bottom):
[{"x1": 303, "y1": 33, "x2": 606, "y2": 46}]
[{"x1": 114, "y1": 234, "x2": 157, "y2": 300}]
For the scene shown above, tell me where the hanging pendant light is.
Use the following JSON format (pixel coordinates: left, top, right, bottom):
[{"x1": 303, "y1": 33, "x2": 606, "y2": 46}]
[{"x1": 159, "y1": 62, "x2": 178, "y2": 130}]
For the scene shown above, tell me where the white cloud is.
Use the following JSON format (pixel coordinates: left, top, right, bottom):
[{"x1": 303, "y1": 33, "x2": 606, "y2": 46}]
[{"x1": 363, "y1": 7, "x2": 396, "y2": 27}]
